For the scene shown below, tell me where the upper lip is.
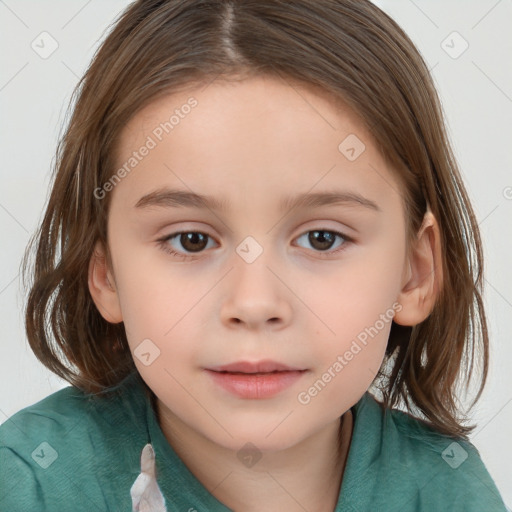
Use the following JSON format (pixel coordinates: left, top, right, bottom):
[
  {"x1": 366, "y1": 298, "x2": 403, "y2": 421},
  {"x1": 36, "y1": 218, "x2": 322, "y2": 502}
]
[{"x1": 206, "y1": 360, "x2": 305, "y2": 373}]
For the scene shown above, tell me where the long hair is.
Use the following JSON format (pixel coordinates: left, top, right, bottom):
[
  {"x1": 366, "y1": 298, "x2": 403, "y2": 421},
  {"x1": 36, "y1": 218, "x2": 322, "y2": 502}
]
[{"x1": 21, "y1": 0, "x2": 488, "y2": 439}]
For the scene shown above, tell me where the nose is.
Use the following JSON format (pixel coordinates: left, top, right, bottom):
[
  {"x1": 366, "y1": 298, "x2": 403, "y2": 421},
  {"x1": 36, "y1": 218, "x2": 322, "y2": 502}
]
[{"x1": 219, "y1": 250, "x2": 292, "y2": 331}]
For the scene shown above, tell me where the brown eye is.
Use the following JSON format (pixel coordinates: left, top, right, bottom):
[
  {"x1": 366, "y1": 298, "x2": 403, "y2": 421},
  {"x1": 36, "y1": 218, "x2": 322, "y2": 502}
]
[
  {"x1": 158, "y1": 231, "x2": 216, "y2": 259},
  {"x1": 308, "y1": 230, "x2": 336, "y2": 251},
  {"x1": 179, "y1": 232, "x2": 209, "y2": 252},
  {"x1": 295, "y1": 229, "x2": 351, "y2": 254}
]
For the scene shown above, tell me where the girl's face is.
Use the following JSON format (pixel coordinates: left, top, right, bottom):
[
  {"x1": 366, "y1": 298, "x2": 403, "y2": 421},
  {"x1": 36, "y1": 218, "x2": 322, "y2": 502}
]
[{"x1": 97, "y1": 76, "x2": 413, "y2": 452}]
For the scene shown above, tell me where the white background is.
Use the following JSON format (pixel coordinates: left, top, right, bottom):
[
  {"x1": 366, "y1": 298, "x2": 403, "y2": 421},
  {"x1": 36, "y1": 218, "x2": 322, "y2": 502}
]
[{"x1": 0, "y1": 0, "x2": 510, "y2": 507}]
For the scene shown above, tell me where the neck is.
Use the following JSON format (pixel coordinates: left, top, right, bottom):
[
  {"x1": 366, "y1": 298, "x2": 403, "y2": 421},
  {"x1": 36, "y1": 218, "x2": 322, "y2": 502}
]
[{"x1": 156, "y1": 401, "x2": 354, "y2": 512}]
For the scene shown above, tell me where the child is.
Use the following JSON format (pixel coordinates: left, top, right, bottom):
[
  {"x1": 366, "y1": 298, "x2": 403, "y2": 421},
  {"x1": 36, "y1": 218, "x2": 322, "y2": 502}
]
[{"x1": 0, "y1": 0, "x2": 508, "y2": 510}]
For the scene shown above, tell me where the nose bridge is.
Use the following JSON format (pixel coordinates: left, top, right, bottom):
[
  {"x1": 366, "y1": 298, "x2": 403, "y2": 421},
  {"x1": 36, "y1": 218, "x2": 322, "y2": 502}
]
[
  {"x1": 220, "y1": 234, "x2": 290, "y2": 328},
  {"x1": 232, "y1": 234, "x2": 278, "y2": 298}
]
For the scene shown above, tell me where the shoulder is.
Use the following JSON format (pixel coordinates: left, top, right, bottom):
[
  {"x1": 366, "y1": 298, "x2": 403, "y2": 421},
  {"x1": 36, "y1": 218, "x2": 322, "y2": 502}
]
[
  {"x1": 382, "y1": 394, "x2": 505, "y2": 512},
  {"x1": 0, "y1": 386, "x2": 91, "y2": 511},
  {"x1": 0, "y1": 374, "x2": 147, "y2": 447},
  {"x1": 360, "y1": 393, "x2": 507, "y2": 511},
  {"x1": 2, "y1": 384, "x2": 106, "y2": 441},
  {"x1": 0, "y1": 373, "x2": 150, "y2": 511}
]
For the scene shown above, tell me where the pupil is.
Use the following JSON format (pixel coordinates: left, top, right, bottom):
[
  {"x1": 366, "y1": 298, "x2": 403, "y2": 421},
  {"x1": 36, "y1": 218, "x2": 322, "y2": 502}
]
[
  {"x1": 181, "y1": 232, "x2": 207, "y2": 252},
  {"x1": 309, "y1": 230, "x2": 334, "y2": 251}
]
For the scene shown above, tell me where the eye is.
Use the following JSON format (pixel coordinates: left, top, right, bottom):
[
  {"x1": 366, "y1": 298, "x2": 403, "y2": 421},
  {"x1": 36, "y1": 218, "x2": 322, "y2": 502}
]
[
  {"x1": 295, "y1": 229, "x2": 351, "y2": 255},
  {"x1": 157, "y1": 228, "x2": 352, "y2": 261},
  {"x1": 157, "y1": 231, "x2": 217, "y2": 260}
]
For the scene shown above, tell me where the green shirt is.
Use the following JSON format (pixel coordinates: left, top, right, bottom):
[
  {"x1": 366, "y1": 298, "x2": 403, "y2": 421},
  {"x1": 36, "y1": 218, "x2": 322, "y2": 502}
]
[{"x1": 0, "y1": 372, "x2": 507, "y2": 511}]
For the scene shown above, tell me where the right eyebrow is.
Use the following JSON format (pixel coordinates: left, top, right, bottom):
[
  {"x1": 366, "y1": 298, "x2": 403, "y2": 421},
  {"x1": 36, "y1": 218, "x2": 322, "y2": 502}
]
[{"x1": 134, "y1": 188, "x2": 228, "y2": 211}]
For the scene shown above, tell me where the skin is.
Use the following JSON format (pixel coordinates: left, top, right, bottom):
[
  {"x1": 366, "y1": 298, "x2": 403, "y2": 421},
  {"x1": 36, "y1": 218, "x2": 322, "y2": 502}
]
[{"x1": 89, "y1": 75, "x2": 442, "y2": 512}]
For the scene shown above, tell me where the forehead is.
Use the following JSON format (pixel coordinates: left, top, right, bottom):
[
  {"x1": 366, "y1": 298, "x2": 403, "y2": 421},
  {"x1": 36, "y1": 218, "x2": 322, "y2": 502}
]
[
  {"x1": 121, "y1": 75, "x2": 364, "y2": 149},
  {"x1": 112, "y1": 75, "x2": 404, "y2": 214}
]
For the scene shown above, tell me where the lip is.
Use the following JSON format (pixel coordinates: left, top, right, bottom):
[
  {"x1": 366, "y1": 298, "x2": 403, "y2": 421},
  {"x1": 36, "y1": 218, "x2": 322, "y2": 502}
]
[
  {"x1": 204, "y1": 360, "x2": 308, "y2": 399},
  {"x1": 207, "y1": 360, "x2": 304, "y2": 373}
]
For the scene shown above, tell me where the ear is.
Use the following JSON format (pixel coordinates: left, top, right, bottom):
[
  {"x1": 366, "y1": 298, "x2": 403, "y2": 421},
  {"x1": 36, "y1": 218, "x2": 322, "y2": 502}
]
[
  {"x1": 88, "y1": 241, "x2": 123, "y2": 323},
  {"x1": 393, "y1": 210, "x2": 443, "y2": 326}
]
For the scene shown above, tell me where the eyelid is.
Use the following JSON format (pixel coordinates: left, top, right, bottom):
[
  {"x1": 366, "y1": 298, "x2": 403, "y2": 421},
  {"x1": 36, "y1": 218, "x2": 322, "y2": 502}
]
[{"x1": 295, "y1": 219, "x2": 356, "y2": 238}]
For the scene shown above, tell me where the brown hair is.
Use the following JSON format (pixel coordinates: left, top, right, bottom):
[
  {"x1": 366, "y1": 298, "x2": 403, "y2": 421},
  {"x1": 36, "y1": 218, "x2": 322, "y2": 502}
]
[{"x1": 21, "y1": 0, "x2": 488, "y2": 440}]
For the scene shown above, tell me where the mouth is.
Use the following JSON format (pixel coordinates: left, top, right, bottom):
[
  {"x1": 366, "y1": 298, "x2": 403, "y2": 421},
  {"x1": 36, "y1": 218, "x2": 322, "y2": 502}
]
[
  {"x1": 206, "y1": 360, "x2": 305, "y2": 374},
  {"x1": 204, "y1": 360, "x2": 308, "y2": 399}
]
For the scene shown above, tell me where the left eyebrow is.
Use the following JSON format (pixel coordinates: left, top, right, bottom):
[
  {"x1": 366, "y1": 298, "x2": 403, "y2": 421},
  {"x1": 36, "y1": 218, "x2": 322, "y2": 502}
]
[
  {"x1": 281, "y1": 190, "x2": 381, "y2": 213},
  {"x1": 134, "y1": 187, "x2": 381, "y2": 213}
]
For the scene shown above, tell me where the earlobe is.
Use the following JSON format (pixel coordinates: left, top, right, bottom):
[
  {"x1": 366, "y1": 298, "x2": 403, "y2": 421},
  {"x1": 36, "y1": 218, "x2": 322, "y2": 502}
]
[
  {"x1": 393, "y1": 210, "x2": 443, "y2": 327},
  {"x1": 88, "y1": 241, "x2": 123, "y2": 324}
]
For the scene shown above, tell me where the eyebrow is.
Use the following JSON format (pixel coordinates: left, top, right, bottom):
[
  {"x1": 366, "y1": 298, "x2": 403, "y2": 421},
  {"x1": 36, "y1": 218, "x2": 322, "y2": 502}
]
[{"x1": 134, "y1": 187, "x2": 381, "y2": 213}]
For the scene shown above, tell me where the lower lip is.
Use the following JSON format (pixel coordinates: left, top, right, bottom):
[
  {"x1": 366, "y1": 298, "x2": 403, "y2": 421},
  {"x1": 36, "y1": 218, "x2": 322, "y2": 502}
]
[{"x1": 205, "y1": 370, "x2": 306, "y2": 399}]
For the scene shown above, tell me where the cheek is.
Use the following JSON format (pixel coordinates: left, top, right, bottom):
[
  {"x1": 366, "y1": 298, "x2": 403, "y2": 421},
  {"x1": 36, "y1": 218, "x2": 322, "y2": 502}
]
[
  {"x1": 113, "y1": 256, "x2": 212, "y2": 383},
  {"x1": 297, "y1": 270, "x2": 398, "y2": 414},
  {"x1": 304, "y1": 238, "x2": 404, "y2": 375},
  {"x1": 111, "y1": 236, "x2": 189, "y2": 323},
  {"x1": 312, "y1": 253, "x2": 403, "y2": 335}
]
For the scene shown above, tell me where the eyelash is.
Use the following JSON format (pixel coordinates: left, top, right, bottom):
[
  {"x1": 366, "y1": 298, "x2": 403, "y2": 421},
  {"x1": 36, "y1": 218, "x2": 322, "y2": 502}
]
[{"x1": 156, "y1": 229, "x2": 353, "y2": 261}]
